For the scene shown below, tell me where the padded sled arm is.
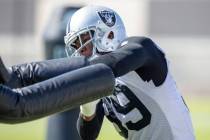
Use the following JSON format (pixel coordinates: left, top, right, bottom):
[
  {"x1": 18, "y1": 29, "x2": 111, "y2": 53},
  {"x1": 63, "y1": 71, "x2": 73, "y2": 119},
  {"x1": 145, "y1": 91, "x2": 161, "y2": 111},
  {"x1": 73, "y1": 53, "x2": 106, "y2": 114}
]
[{"x1": 0, "y1": 64, "x2": 114, "y2": 124}]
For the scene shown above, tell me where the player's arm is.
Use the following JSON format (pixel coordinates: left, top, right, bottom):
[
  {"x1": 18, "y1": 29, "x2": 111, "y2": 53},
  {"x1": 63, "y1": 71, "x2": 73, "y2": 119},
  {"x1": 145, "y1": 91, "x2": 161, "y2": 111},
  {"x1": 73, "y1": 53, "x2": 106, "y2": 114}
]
[
  {"x1": 90, "y1": 36, "x2": 165, "y2": 77},
  {"x1": 77, "y1": 100, "x2": 105, "y2": 140},
  {"x1": 0, "y1": 64, "x2": 114, "y2": 124},
  {"x1": 3, "y1": 57, "x2": 88, "y2": 88}
]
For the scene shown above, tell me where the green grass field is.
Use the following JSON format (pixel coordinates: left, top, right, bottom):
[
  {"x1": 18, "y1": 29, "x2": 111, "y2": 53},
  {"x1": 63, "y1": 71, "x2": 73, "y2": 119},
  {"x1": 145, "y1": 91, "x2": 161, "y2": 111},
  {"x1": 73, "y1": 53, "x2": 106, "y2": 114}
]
[{"x1": 0, "y1": 96, "x2": 209, "y2": 140}]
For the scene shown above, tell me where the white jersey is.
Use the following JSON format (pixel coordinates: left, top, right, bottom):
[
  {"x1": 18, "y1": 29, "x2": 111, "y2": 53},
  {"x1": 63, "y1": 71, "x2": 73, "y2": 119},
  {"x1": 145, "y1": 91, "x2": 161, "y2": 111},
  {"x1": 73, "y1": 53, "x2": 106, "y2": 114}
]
[{"x1": 102, "y1": 66, "x2": 195, "y2": 140}]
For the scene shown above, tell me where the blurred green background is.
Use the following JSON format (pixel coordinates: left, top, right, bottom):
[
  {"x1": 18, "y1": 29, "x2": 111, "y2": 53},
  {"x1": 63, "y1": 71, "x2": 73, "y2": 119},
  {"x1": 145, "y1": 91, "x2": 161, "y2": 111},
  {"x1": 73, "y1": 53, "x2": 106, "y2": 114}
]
[{"x1": 0, "y1": 96, "x2": 209, "y2": 140}]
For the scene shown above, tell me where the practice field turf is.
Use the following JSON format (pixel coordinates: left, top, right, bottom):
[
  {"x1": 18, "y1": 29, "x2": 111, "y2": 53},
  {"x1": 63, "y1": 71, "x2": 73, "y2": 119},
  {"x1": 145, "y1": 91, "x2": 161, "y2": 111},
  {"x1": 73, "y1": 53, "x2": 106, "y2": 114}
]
[{"x1": 0, "y1": 96, "x2": 209, "y2": 140}]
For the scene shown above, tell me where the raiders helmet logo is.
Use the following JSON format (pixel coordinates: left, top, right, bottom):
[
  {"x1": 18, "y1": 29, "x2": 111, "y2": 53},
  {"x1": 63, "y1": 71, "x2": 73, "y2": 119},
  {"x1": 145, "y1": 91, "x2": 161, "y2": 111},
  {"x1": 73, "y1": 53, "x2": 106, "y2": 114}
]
[{"x1": 98, "y1": 10, "x2": 116, "y2": 27}]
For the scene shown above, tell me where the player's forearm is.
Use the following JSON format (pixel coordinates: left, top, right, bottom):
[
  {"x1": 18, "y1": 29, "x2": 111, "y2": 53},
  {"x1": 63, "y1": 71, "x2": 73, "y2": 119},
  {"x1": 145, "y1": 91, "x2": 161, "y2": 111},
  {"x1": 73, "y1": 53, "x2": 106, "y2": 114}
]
[
  {"x1": 77, "y1": 101, "x2": 105, "y2": 140},
  {"x1": 77, "y1": 115, "x2": 100, "y2": 140},
  {"x1": 0, "y1": 64, "x2": 114, "y2": 124},
  {"x1": 7, "y1": 57, "x2": 88, "y2": 88}
]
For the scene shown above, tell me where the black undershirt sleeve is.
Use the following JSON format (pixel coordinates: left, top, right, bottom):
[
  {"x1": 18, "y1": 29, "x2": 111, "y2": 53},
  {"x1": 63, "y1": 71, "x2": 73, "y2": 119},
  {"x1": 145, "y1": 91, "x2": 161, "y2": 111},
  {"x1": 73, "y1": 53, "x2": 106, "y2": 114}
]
[{"x1": 77, "y1": 100, "x2": 105, "y2": 140}]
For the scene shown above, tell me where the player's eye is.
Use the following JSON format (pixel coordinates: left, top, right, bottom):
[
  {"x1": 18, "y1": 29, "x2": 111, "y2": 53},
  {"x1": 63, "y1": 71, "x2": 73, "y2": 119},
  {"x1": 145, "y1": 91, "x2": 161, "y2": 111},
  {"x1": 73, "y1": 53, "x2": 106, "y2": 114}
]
[{"x1": 81, "y1": 32, "x2": 91, "y2": 44}]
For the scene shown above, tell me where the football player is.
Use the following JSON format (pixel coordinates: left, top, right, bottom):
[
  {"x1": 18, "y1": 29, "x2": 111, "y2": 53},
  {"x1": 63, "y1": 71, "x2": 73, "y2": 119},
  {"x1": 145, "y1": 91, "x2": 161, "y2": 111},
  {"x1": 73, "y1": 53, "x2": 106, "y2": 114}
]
[{"x1": 64, "y1": 5, "x2": 195, "y2": 140}]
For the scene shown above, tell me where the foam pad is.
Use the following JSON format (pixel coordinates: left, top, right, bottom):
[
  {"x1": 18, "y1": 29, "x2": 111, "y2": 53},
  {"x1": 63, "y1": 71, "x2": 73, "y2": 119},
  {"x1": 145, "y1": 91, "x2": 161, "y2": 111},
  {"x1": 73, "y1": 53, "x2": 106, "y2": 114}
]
[{"x1": 0, "y1": 63, "x2": 115, "y2": 123}]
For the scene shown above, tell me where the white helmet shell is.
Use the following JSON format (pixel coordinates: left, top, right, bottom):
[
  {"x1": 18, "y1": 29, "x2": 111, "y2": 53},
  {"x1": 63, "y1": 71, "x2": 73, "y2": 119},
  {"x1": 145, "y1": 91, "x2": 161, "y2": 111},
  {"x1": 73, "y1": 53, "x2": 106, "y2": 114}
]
[{"x1": 65, "y1": 5, "x2": 126, "y2": 56}]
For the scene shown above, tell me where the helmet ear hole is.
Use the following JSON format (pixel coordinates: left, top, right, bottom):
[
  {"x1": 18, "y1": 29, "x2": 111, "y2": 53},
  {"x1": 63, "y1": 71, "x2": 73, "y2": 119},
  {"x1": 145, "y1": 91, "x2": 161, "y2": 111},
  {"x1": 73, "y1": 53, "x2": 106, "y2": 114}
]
[{"x1": 108, "y1": 31, "x2": 114, "y2": 39}]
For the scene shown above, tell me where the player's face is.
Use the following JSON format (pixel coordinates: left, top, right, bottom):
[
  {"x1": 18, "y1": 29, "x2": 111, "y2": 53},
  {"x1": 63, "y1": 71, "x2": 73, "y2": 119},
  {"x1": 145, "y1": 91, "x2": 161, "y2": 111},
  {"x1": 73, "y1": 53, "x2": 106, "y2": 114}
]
[{"x1": 73, "y1": 32, "x2": 93, "y2": 57}]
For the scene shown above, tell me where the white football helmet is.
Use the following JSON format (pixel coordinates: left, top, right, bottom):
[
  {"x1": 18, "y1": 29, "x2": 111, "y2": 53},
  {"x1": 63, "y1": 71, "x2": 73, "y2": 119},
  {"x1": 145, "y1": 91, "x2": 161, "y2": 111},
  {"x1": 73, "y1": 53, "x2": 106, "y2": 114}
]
[{"x1": 64, "y1": 5, "x2": 126, "y2": 57}]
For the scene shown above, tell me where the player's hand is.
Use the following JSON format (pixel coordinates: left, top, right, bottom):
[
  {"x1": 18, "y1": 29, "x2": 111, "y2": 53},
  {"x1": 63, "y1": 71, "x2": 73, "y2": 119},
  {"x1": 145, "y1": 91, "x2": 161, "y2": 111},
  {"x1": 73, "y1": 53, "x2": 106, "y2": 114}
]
[{"x1": 80, "y1": 99, "x2": 99, "y2": 121}]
